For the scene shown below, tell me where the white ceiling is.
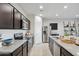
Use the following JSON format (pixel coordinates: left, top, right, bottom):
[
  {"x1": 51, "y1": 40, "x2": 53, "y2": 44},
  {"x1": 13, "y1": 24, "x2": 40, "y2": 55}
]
[{"x1": 16, "y1": 3, "x2": 79, "y2": 19}]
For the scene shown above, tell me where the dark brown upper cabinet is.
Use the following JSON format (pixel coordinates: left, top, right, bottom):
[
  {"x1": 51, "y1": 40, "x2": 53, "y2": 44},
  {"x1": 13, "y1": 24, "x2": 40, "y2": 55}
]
[
  {"x1": 14, "y1": 8, "x2": 22, "y2": 29},
  {"x1": 22, "y1": 15, "x2": 27, "y2": 29},
  {"x1": 21, "y1": 15, "x2": 30, "y2": 30},
  {"x1": 0, "y1": 3, "x2": 13, "y2": 29},
  {"x1": 0, "y1": 3, "x2": 30, "y2": 29},
  {"x1": 28, "y1": 20, "x2": 30, "y2": 30}
]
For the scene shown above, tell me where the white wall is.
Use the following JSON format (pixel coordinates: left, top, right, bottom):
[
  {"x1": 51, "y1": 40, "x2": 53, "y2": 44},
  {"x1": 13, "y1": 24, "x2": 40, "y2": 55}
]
[
  {"x1": 0, "y1": 30, "x2": 27, "y2": 39},
  {"x1": 34, "y1": 16, "x2": 42, "y2": 44}
]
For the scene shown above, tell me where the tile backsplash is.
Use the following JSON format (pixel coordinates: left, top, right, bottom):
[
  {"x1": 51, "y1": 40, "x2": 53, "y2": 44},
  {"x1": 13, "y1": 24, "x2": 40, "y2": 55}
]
[{"x1": 0, "y1": 29, "x2": 28, "y2": 39}]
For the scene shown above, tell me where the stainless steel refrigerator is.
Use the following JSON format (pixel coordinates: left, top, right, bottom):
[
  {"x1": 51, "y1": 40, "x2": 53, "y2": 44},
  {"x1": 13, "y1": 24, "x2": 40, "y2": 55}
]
[{"x1": 42, "y1": 26, "x2": 48, "y2": 43}]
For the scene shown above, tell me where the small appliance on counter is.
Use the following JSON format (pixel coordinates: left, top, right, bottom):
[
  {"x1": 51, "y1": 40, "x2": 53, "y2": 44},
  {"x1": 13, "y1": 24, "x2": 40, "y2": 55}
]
[{"x1": 14, "y1": 33, "x2": 23, "y2": 40}]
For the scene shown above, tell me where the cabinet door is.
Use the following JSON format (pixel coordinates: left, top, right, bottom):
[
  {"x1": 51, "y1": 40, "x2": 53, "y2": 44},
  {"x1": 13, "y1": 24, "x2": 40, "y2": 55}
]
[
  {"x1": 12, "y1": 46, "x2": 22, "y2": 56},
  {"x1": 28, "y1": 20, "x2": 30, "y2": 30},
  {"x1": 60, "y1": 48, "x2": 73, "y2": 56},
  {"x1": 0, "y1": 3, "x2": 13, "y2": 29},
  {"x1": 49, "y1": 37, "x2": 53, "y2": 55},
  {"x1": 14, "y1": 8, "x2": 22, "y2": 29},
  {"x1": 32, "y1": 37, "x2": 34, "y2": 46},
  {"x1": 28, "y1": 39, "x2": 31, "y2": 52},
  {"x1": 28, "y1": 38, "x2": 33, "y2": 55},
  {"x1": 53, "y1": 41, "x2": 60, "y2": 56},
  {"x1": 23, "y1": 42, "x2": 28, "y2": 56},
  {"x1": 22, "y1": 15, "x2": 30, "y2": 30},
  {"x1": 21, "y1": 15, "x2": 26, "y2": 29},
  {"x1": 49, "y1": 37, "x2": 51, "y2": 50},
  {"x1": 17, "y1": 51, "x2": 23, "y2": 56},
  {"x1": 51, "y1": 39, "x2": 54, "y2": 55}
]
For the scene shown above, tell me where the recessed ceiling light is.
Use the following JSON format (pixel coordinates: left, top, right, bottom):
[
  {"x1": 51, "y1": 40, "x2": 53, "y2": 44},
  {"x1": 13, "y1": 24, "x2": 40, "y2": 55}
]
[
  {"x1": 40, "y1": 5, "x2": 43, "y2": 9},
  {"x1": 56, "y1": 14, "x2": 59, "y2": 16},
  {"x1": 40, "y1": 14, "x2": 43, "y2": 16},
  {"x1": 64, "y1": 5, "x2": 68, "y2": 9},
  {"x1": 40, "y1": 5, "x2": 44, "y2": 11}
]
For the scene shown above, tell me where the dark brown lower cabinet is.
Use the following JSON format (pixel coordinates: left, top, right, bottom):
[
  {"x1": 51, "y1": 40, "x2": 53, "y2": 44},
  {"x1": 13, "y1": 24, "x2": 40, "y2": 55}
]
[
  {"x1": 11, "y1": 40, "x2": 33, "y2": 56},
  {"x1": 60, "y1": 48, "x2": 73, "y2": 56},
  {"x1": 49, "y1": 37, "x2": 73, "y2": 56},
  {"x1": 11, "y1": 42, "x2": 28, "y2": 56},
  {"x1": 27, "y1": 37, "x2": 34, "y2": 55},
  {"x1": 12, "y1": 45, "x2": 23, "y2": 56},
  {"x1": 17, "y1": 51, "x2": 23, "y2": 56},
  {"x1": 23, "y1": 42, "x2": 28, "y2": 56},
  {"x1": 0, "y1": 38, "x2": 34, "y2": 56}
]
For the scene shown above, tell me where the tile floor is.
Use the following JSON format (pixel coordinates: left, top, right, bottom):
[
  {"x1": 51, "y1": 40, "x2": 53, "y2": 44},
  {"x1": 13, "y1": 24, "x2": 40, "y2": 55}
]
[{"x1": 29, "y1": 43, "x2": 52, "y2": 56}]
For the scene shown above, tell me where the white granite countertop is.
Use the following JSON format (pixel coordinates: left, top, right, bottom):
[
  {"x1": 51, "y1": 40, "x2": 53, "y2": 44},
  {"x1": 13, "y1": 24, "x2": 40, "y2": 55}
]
[
  {"x1": 50, "y1": 36, "x2": 79, "y2": 56},
  {"x1": 0, "y1": 40, "x2": 27, "y2": 55}
]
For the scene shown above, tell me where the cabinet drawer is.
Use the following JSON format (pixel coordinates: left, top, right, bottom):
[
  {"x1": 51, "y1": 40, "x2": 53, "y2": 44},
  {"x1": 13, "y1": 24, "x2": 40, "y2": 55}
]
[
  {"x1": 17, "y1": 51, "x2": 22, "y2": 56},
  {"x1": 23, "y1": 42, "x2": 26, "y2": 48},
  {"x1": 23, "y1": 42, "x2": 28, "y2": 56},
  {"x1": 12, "y1": 46, "x2": 22, "y2": 56},
  {"x1": 23, "y1": 47, "x2": 27, "y2": 56}
]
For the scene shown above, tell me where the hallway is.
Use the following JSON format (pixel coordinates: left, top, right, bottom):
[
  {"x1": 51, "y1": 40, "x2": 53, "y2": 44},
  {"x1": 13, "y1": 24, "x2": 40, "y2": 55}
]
[{"x1": 29, "y1": 43, "x2": 52, "y2": 56}]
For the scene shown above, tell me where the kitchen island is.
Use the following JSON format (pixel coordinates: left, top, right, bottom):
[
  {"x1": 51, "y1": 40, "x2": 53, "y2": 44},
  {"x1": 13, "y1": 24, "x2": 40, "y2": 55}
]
[{"x1": 49, "y1": 36, "x2": 79, "y2": 56}]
